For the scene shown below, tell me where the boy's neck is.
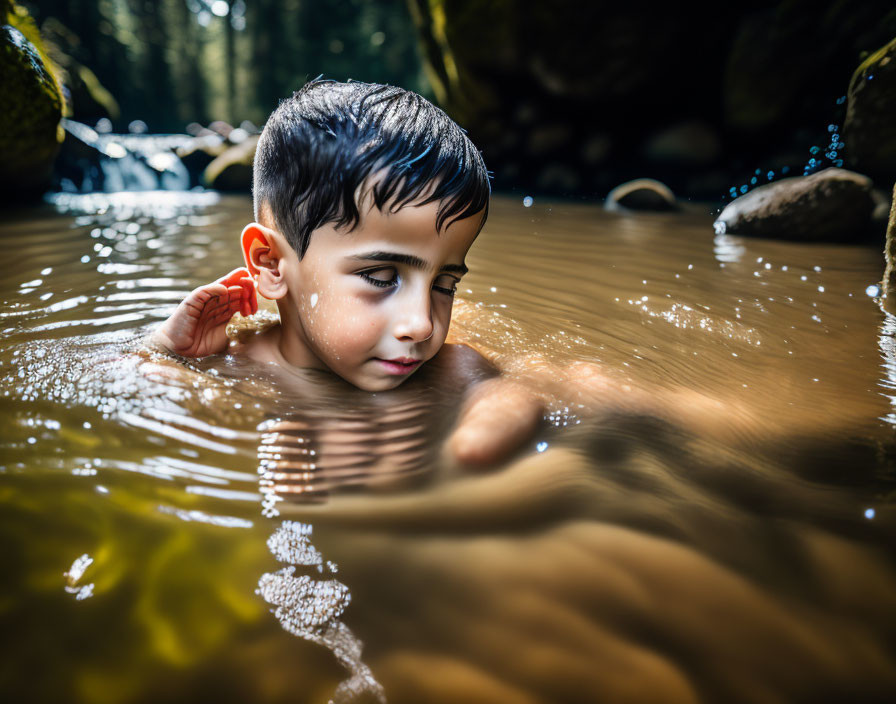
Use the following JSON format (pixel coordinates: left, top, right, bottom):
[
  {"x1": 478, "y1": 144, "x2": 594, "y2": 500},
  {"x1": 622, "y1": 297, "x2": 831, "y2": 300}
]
[{"x1": 272, "y1": 304, "x2": 326, "y2": 373}]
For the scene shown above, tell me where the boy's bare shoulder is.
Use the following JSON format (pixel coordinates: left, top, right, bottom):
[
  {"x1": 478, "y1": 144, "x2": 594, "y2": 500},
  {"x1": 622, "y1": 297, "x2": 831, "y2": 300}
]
[{"x1": 227, "y1": 318, "x2": 282, "y2": 364}]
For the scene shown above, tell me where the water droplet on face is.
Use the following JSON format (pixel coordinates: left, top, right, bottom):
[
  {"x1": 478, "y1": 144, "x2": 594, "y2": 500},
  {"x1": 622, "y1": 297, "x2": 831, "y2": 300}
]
[
  {"x1": 536, "y1": 441, "x2": 548, "y2": 453},
  {"x1": 309, "y1": 293, "x2": 319, "y2": 308}
]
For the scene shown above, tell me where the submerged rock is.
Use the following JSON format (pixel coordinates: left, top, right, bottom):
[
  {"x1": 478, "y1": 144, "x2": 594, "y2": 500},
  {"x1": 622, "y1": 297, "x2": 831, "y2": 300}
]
[
  {"x1": 605, "y1": 179, "x2": 677, "y2": 212},
  {"x1": 202, "y1": 134, "x2": 258, "y2": 192},
  {"x1": 0, "y1": 23, "x2": 62, "y2": 198},
  {"x1": 713, "y1": 168, "x2": 875, "y2": 241},
  {"x1": 844, "y1": 36, "x2": 896, "y2": 188}
]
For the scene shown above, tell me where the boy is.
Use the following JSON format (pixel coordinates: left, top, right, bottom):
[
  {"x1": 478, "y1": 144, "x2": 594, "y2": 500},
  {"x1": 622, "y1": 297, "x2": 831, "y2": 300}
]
[{"x1": 152, "y1": 79, "x2": 543, "y2": 467}]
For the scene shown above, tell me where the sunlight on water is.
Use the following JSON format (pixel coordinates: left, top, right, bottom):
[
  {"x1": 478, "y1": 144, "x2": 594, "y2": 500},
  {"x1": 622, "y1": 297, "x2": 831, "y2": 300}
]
[{"x1": 258, "y1": 521, "x2": 385, "y2": 703}]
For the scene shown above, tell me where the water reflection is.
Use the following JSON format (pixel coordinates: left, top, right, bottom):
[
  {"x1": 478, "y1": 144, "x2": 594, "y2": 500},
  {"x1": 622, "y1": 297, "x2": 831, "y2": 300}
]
[{"x1": 256, "y1": 398, "x2": 444, "y2": 517}]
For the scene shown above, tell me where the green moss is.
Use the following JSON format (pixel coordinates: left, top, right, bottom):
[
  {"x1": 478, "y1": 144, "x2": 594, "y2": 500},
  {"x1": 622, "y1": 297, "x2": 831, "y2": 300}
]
[
  {"x1": 0, "y1": 2, "x2": 64, "y2": 195},
  {"x1": 5, "y1": 1, "x2": 65, "y2": 112}
]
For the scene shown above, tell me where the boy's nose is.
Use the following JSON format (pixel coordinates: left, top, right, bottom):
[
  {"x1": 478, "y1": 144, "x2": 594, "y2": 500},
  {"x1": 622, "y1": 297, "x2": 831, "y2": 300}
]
[{"x1": 393, "y1": 295, "x2": 434, "y2": 343}]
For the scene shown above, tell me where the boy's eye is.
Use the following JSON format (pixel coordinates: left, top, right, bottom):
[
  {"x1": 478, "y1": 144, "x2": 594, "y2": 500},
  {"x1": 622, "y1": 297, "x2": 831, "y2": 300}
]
[
  {"x1": 433, "y1": 274, "x2": 458, "y2": 297},
  {"x1": 359, "y1": 267, "x2": 398, "y2": 288}
]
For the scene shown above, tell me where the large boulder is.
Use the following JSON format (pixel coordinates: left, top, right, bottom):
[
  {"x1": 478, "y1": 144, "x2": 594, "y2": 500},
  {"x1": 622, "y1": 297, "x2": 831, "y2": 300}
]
[
  {"x1": 0, "y1": 20, "x2": 63, "y2": 198},
  {"x1": 722, "y1": 2, "x2": 896, "y2": 135},
  {"x1": 844, "y1": 36, "x2": 896, "y2": 188},
  {"x1": 408, "y1": 0, "x2": 896, "y2": 198},
  {"x1": 713, "y1": 168, "x2": 875, "y2": 241}
]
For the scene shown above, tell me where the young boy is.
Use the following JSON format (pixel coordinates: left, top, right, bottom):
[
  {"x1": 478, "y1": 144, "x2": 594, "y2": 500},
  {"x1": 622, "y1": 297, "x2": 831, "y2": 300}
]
[{"x1": 152, "y1": 79, "x2": 543, "y2": 467}]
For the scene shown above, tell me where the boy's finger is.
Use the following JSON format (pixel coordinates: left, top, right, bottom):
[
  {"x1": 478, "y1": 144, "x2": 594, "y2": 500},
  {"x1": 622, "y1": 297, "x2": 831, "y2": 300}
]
[
  {"x1": 236, "y1": 276, "x2": 258, "y2": 315},
  {"x1": 219, "y1": 267, "x2": 251, "y2": 287},
  {"x1": 245, "y1": 277, "x2": 258, "y2": 314}
]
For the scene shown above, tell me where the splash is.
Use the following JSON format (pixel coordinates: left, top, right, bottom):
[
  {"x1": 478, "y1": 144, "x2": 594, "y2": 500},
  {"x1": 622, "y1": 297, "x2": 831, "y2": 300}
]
[{"x1": 257, "y1": 521, "x2": 385, "y2": 703}]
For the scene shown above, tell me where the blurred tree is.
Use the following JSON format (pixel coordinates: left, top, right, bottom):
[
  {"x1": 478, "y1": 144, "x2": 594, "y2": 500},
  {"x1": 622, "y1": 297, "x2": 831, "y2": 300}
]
[{"x1": 26, "y1": 0, "x2": 428, "y2": 132}]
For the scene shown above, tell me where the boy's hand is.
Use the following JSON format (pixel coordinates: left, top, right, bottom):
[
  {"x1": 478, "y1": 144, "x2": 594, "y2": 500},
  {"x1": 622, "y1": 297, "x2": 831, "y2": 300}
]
[{"x1": 154, "y1": 268, "x2": 257, "y2": 357}]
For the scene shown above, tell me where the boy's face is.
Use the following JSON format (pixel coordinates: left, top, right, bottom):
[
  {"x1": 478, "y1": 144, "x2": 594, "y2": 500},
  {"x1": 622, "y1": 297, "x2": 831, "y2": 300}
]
[{"x1": 254, "y1": 198, "x2": 483, "y2": 391}]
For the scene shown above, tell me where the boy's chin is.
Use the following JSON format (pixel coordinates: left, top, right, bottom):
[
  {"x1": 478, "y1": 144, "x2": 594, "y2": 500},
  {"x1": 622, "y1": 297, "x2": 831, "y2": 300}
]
[
  {"x1": 349, "y1": 374, "x2": 412, "y2": 392},
  {"x1": 335, "y1": 364, "x2": 419, "y2": 392}
]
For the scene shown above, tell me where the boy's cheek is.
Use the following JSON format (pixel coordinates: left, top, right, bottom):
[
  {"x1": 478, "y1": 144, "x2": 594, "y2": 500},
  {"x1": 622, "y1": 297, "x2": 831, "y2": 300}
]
[{"x1": 306, "y1": 299, "x2": 381, "y2": 359}]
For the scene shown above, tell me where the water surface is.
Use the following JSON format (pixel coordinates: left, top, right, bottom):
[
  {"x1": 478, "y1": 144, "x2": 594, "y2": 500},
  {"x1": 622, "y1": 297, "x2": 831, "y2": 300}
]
[{"x1": 1, "y1": 192, "x2": 894, "y2": 703}]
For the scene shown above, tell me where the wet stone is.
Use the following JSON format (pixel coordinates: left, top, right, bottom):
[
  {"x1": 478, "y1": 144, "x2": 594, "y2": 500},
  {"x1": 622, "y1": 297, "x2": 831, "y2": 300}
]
[
  {"x1": 713, "y1": 167, "x2": 875, "y2": 242},
  {"x1": 605, "y1": 178, "x2": 677, "y2": 212}
]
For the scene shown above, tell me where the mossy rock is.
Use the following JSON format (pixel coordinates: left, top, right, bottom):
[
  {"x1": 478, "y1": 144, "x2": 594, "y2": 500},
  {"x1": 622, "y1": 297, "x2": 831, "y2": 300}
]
[
  {"x1": 0, "y1": 23, "x2": 63, "y2": 197},
  {"x1": 844, "y1": 36, "x2": 896, "y2": 187}
]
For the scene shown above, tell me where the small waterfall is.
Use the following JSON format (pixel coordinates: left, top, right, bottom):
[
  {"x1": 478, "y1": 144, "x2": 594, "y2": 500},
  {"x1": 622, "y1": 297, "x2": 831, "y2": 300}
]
[{"x1": 58, "y1": 119, "x2": 193, "y2": 192}]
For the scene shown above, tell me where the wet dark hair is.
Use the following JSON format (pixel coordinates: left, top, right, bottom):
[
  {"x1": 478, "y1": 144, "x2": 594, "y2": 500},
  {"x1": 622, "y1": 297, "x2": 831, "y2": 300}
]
[{"x1": 253, "y1": 78, "x2": 490, "y2": 258}]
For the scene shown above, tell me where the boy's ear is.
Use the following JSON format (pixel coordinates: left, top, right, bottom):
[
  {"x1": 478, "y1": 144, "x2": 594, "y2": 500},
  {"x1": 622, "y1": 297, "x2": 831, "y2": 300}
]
[{"x1": 240, "y1": 223, "x2": 288, "y2": 300}]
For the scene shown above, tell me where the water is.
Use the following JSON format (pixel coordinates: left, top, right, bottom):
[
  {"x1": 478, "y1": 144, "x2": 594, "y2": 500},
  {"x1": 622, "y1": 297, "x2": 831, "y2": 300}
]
[{"x1": 1, "y1": 192, "x2": 895, "y2": 702}]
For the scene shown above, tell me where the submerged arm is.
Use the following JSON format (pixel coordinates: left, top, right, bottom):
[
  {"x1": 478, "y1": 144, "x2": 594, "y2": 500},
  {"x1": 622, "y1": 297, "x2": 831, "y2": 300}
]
[{"x1": 432, "y1": 344, "x2": 546, "y2": 467}]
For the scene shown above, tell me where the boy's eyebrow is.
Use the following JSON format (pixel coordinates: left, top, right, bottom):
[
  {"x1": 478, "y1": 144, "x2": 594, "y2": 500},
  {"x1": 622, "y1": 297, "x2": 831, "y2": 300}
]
[{"x1": 351, "y1": 251, "x2": 468, "y2": 275}]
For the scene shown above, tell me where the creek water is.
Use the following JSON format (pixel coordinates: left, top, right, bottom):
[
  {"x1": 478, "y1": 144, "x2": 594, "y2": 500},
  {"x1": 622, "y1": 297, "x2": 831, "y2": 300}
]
[{"x1": 1, "y1": 191, "x2": 895, "y2": 703}]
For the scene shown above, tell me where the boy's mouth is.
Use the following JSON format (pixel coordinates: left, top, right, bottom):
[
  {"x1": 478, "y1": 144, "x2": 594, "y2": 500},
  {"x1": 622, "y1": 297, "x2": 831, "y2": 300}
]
[{"x1": 374, "y1": 357, "x2": 422, "y2": 375}]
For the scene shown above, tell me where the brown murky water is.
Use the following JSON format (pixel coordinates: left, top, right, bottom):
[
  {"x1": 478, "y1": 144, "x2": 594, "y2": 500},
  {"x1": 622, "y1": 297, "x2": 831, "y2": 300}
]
[{"x1": 1, "y1": 192, "x2": 895, "y2": 703}]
